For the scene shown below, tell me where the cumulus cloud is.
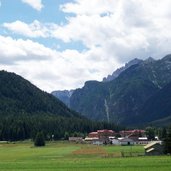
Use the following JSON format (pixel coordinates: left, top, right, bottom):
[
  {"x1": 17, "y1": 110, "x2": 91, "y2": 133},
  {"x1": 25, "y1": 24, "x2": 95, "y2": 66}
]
[
  {"x1": 0, "y1": 35, "x2": 118, "y2": 92},
  {"x1": 60, "y1": 0, "x2": 117, "y2": 15},
  {"x1": 21, "y1": 0, "x2": 43, "y2": 11},
  {"x1": 5, "y1": 0, "x2": 171, "y2": 61},
  {"x1": 56, "y1": 0, "x2": 171, "y2": 61},
  {"x1": 0, "y1": 35, "x2": 56, "y2": 64},
  {"x1": 3, "y1": 20, "x2": 49, "y2": 38},
  {"x1": 2, "y1": 0, "x2": 171, "y2": 91}
]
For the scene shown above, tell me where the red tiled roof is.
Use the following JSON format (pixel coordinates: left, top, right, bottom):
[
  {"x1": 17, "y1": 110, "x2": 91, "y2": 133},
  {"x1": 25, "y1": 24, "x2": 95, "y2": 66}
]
[
  {"x1": 120, "y1": 129, "x2": 145, "y2": 134},
  {"x1": 97, "y1": 129, "x2": 114, "y2": 133},
  {"x1": 89, "y1": 132, "x2": 98, "y2": 135}
]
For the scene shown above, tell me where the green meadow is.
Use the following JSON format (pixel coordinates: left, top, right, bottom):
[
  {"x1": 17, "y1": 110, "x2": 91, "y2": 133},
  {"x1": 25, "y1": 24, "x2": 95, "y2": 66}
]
[{"x1": 0, "y1": 141, "x2": 171, "y2": 171}]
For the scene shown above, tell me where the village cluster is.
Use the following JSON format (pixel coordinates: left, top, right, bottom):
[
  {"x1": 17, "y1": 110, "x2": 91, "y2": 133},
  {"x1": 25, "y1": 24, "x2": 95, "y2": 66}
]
[{"x1": 69, "y1": 129, "x2": 163, "y2": 156}]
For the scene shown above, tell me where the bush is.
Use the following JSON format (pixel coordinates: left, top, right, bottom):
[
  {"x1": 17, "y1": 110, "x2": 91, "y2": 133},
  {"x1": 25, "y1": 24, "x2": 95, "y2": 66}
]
[{"x1": 34, "y1": 132, "x2": 45, "y2": 147}]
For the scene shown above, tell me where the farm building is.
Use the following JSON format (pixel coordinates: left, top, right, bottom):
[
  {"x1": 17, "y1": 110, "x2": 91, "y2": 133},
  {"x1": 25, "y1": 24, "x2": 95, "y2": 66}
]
[
  {"x1": 144, "y1": 141, "x2": 163, "y2": 156},
  {"x1": 92, "y1": 139, "x2": 103, "y2": 145},
  {"x1": 138, "y1": 137, "x2": 148, "y2": 145},
  {"x1": 69, "y1": 137, "x2": 83, "y2": 143},
  {"x1": 88, "y1": 132, "x2": 98, "y2": 138},
  {"x1": 120, "y1": 129, "x2": 145, "y2": 137},
  {"x1": 84, "y1": 137, "x2": 103, "y2": 145},
  {"x1": 111, "y1": 139, "x2": 120, "y2": 145},
  {"x1": 119, "y1": 138, "x2": 135, "y2": 145},
  {"x1": 87, "y1": 129, "x2": 115, "y2": 144}
]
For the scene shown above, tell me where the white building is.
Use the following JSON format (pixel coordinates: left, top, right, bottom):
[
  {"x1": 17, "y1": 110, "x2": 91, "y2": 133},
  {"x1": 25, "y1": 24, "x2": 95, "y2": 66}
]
[
  {"x1": 112, "y1": 139, "x2": 120, "y2": 145},
  {"x1": 119, "y1": 138, "x2": 135, "y2": 145}
]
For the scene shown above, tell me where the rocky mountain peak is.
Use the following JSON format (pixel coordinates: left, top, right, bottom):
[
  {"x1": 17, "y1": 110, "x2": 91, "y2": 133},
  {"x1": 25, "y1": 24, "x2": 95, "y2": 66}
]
[{"x1": 103, "y1": 58, "x2": 143, "y2": 82}]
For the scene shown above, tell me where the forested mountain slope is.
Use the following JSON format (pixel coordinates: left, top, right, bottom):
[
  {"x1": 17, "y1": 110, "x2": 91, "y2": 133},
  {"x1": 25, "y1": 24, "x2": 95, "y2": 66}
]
[{"x1": 0, "y1": 71, "x2": 117, "y2": 141}]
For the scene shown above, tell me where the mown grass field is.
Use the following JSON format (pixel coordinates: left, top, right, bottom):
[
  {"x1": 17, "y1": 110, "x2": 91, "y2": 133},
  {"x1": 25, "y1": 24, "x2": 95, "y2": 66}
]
[{"x1": 0, "y1": 141, "x2": 171, "y2": 171}]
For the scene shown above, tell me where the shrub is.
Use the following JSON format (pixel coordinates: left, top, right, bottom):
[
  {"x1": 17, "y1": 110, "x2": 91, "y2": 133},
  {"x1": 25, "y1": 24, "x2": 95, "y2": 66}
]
[{"x1": 34, "y1": 132, "x2": 45, "y2": 147}]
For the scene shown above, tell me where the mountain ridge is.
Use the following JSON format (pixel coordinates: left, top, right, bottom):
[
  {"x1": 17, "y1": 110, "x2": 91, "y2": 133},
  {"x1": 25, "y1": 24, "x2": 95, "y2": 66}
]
[
  {"x1": 103, "y1": 58, "x2": 143, "y2": 82},
  {"x1": 53, "y1": 54, "x2": 171, "y2": 126}
]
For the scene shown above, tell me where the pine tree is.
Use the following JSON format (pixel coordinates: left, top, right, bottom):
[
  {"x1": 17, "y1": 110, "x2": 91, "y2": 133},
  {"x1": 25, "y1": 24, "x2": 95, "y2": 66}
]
[
  {"x1": 64, "y1": 132, "x2": 69, "y2": 140},
  {"x1": 164, "y1": 126, "x2": 171, "y2": 154},
  {"x1": 145, "y1": 127, "x2": 155, "y2": 140},
  {"x1": 161, "y1": 127, "x2": 167, "y2": 140},
  {"x1": 34, "y1": 132, "x2": 45, "y2": 147}
]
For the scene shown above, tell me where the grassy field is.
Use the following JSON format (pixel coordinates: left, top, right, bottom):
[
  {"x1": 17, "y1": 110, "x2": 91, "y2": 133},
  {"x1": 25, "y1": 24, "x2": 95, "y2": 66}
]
[{"x1": 0, "y1": 141, "x2": 171, "y2": 171}]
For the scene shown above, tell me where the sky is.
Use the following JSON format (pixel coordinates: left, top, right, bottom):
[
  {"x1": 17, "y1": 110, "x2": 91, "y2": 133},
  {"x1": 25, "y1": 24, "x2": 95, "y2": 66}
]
[{"x1": 0, "y1": 0, "x2": 171, "y2": 92}]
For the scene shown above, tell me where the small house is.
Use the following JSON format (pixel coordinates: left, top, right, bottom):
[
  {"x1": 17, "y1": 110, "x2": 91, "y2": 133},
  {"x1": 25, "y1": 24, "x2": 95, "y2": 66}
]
[
  {"x1": 87, "y1": 129, "x2": 115, "y2": 144},
  {"x1": 119, "y1": 138, "x2": 135, "y2": 146},
  {"x1": 92, "y1": 139, "x2": 103, "y2": 145},
  {"x1": 69, "y1": 137, "x2": 83, "y2": 143},
  {"x1": 138, "y1": 137, "x2": 148, "y2": 145},
  {"x1": 112, "y1": 139, "x2": 120, "y2": 145},
  {"x1": 144, "y1": 141, "x2": 163, "y2": 156},
  {"x1": 88, "y1": 132, "x2": 99, "y2": 138}
]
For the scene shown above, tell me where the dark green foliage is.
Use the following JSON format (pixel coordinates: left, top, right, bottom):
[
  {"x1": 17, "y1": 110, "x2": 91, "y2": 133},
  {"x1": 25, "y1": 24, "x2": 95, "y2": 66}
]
[
  {"x1": 145, "y1": 127, "x2": 155, "y2": 140},
  {"x1": 161, "y1": 128, "x2": 167, "y2": 140},
  {"x1": 163, "y1": 126, "x2": 171, "y2": 154},
  {"x1": 157, "y1": 127, "x2": 167, "y2": 140},
  {"x1": 34, "y1": 132, "x2": 45, "y2": 146},
  {"x1": 0, "y1": 70, "x2": 80, "y2": 118},
  {"x1": 0, "y1": 114, "x2": 120, "y2": 141},
  {"x1": 64, "y1": 132, "x2": 69, "y2": 140},
  {"x1": 70, "y1": 55, "x2": 171, "y2": 126}
]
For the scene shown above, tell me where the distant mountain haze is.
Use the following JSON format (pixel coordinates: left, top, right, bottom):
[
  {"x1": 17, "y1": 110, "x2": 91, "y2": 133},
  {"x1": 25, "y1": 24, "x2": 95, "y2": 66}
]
[{"x1": 51, "y1": 90, "x2": 74, "y2": 107}]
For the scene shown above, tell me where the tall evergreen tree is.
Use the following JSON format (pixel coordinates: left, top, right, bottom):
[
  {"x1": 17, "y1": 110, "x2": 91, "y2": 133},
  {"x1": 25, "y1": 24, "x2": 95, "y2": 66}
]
[
  {"x1": 145, "y1": 127, "x2": 155, "y2": 140},
  {"x1": 34, "y1": 132, "x2": 45, "y2": 147},
  {"x1": 164, "y1": 126, "x2": 171, "y2": 154}
]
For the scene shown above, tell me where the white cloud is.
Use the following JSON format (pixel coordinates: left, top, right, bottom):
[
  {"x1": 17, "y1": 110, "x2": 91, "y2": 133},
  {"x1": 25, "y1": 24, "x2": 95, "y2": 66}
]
[
  {"x1": 0, "y1": 35, "x2": 56, "y2": 64},
  {"x1": 2, "y1": 0, "x2": 171, "y2": 91},
  {"x1": 0, "y1": 35, "x2": 119, "y2": 92},
  {"x1": 4, "y1": 20, "x2": 49, "y2": 38},
  {"x1": 60, "y1": 0, "x2": 118, "y2": 15},
  {"x1": 5, "y1": 0, "x2": 171, "y2": 61},
  {"x1": 56, "y1": 0, "x2": 171, "y2": 61},
  {"x1": 21, "y1": 0, "x2": 43, "y2": 11}
]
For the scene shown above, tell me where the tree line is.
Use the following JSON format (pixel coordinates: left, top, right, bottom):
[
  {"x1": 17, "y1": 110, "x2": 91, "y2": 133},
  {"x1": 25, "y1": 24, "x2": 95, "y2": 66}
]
[{"x1": 0, "y1": 114, "x2": 121, "y2": 141}]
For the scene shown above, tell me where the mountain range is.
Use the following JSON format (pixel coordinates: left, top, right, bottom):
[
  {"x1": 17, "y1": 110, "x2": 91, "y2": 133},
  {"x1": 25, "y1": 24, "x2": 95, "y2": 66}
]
[{"x1": 52, "y1": 54, "x2": 171, "y2": 126}]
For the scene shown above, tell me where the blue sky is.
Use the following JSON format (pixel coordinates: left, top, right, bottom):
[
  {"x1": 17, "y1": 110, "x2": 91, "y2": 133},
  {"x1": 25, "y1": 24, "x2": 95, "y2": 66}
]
[
  {"x1": 0, "y1": 0, "x2": 80, "y2": 51},
  {"x1": 0, "y1": 0, "x2": 69, "y2": 23},
  {"x1": 0, "y1": 0, "x2": 171, "y2": 92}
]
